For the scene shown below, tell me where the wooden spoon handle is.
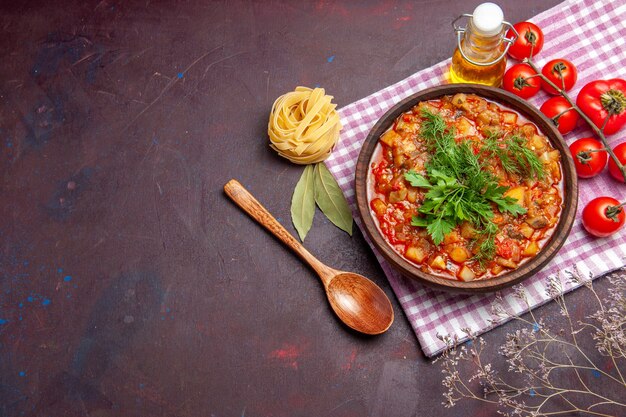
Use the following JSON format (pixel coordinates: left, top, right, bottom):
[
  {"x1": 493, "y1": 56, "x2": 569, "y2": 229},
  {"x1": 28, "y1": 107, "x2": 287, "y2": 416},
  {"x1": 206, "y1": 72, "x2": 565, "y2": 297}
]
[{"x1": 224, "y1": 179, "x2": 333, "y2": 283}]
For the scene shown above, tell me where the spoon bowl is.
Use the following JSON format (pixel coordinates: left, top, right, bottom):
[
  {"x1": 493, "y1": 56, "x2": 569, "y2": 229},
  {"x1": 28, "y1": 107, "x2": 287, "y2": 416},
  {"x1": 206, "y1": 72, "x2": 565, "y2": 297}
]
[
  {"x1": 326, "y1": 272, "x2": 394, "y2": 335},
  {"x1": 224, "y1": 179, "x2": 394, "y2": 335}
]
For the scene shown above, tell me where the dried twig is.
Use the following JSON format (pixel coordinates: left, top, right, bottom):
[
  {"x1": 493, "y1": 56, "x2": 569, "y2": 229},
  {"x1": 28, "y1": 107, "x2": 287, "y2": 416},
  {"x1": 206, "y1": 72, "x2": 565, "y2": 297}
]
[{"x1": 436, "y1": 271, "x2": 626, "y2": 416}]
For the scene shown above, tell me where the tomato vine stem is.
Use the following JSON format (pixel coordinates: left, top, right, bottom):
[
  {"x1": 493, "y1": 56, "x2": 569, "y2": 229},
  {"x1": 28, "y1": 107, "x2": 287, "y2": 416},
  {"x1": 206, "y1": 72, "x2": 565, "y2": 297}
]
[
  {"x1": 552, "y1": 107, "x2": 575, "y2": 122},
  {"x1": 524, "y1": 58, "x2": 626, "y2": 181}
]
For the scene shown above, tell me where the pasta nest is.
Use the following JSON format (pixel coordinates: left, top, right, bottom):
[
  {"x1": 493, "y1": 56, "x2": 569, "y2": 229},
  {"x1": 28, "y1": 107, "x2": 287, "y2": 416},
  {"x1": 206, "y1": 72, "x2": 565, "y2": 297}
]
[{"x1": 268, "y1": 86, "x2": 342, "y2": 164}]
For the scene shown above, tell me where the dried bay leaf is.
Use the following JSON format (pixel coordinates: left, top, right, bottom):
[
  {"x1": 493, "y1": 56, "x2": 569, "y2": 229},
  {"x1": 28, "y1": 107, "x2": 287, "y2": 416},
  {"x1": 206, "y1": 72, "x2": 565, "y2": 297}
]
[
  {"x1": 291, "y1": 164, "x2": 316, "y2": 241},
  {"x1": 314, "y1": 163, "x2": 353, "y2": 236}
]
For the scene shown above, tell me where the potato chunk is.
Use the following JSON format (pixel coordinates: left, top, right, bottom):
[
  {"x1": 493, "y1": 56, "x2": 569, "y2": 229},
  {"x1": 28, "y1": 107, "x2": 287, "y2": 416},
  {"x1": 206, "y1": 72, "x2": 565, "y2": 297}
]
[
  {"x1": 503, "y1": 186, "x2": 526, "y2": 207},
  {"x1": 443, "y1": 231, "x2": 461, "y2": 245},
  {"x1": 491, "y1": 264, "x2": 504, "y2": 275},
  {"x1": 449, "y1": 246, "x2": 470, "y2": 263},
  {"x1": 478, "y1": 110, "x2": 499, "y2": 125},
  {"x1": 430, "y1": 255, "x2": 446, "y2": 270},
  {"x1": 380, "y1": 130, "x2": 400, "y2": 147},
  {"x1": 371, "y1": 198, "x2": 387, "y2": 217},
  {"x1": 519, "y1": 222, "x2": 534, "y2": 239},
  {"x1": 501, "y1": 111, "x2": 517, "y2": 124},
  {"x1": 406, "y1": 246, "x2": 427, "y2": 263},
  {"x1": 456, "y1": 117, "x2": 474, "y2": 136},
  {"x1": 521, "y1": 123, "x2": 537, "y2": 138},
  {"x1": 458, "y1": 265, "x2": 475, "y2": 281},
  {"x1": 495, "y1": 257, "x2": 517, "y2": 269},
  {"x1": 523, "y1": 241, "x2": 539, "y2": 256},
  {"x1": 451, "y1": 93, "x2": 467, "y2": 108},
  {"x1": 388, "y1": 188, "x2": 407, "y2": 203},
  {"x1": 531, "y1": 134, "x2": 547, "y2": 151}
]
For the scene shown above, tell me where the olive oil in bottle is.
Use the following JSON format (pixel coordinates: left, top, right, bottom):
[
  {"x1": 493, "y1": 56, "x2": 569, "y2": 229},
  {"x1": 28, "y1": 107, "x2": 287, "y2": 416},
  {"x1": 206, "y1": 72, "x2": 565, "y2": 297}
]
[{"x1": 449, "y1": 3, "x2": 516, "y2": 87}]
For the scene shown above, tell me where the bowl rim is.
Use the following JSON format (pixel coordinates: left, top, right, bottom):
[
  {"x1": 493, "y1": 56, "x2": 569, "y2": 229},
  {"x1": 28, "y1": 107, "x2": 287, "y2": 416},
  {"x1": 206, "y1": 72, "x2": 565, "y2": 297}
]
[{"x1": 354, "y1": 84, "x2": 579, "y2": 293}]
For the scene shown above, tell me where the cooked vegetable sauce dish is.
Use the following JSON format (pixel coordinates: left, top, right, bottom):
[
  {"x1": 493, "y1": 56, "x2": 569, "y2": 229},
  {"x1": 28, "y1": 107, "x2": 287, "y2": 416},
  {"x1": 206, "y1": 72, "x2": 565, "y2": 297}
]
[{"x1": 368, "y1": 94, "x2": 564, "y2": 281}]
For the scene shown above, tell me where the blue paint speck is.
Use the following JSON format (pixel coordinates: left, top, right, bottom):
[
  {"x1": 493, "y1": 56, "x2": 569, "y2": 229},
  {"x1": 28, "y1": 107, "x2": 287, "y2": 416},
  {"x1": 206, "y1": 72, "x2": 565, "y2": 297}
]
[
  {"x1": 57, "y1": 268, "x2": 63, "y2": 273},
  {"x1": 7, "y1": 141, "x2": 12, "y2": 148},
  {"x1": 529, "y1": 388, "x2": 536, "y2": 397},
  {"x1": 23, "y1": 260, "x2": 29, "y2": 266},
  {"x1": 177, "y1": 72, "x2": 184, "y2": 79},
  {"x1": 161, "y1": 316, "x2": 165, "y2": 321},
  {"x1": 64, "y1": 275, "x2": 72, "y2": 282},
  {"x1": 42, "y1": 298, "x2": 51, "y2": 306},
  {"x1": 18, "y1": 316, "x2": 22, "y2": 321},
  {"x1": 314, "y1": 83, "x2": 321, "y2": 88},
  {"x1": 327, "y1": 55, "x2": 335, "y2": 63},
  {"x1": 27, "y1": 296, "x2": 33, "y2": 302},
  {"x1": 19, "y1": 371, "x2": 25, "y2": 377},
  {"x1": 592, "y1": 369, "x2": 601, "y2": 378},
  {"x1": 165, "y1": 307, "x2": 171, "y2": 313},
  {"x1": 18, "y1": 303, "x2": 23, "y2": 308},
  {"x1": 0, "y1": 319, "x2": 8, "y2": 325},
  {"x1": 139, "y1": 383, "x2": 145, "y2": 389},
  {"x1": 532, "y1": 322, "x2": 540, "y2": 333}
]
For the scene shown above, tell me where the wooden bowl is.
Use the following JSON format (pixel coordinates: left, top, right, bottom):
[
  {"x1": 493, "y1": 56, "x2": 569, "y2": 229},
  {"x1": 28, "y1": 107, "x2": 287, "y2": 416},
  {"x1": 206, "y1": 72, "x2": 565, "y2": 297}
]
[{"x1": 355, "y1": 84, "x2": 578, "y2": 293}]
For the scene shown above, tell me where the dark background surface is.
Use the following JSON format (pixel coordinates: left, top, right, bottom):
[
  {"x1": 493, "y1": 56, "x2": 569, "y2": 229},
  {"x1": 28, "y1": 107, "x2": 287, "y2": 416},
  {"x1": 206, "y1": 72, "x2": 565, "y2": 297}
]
[{"x1": 1, "y1": 0, "x2": 620, "y2": 416}]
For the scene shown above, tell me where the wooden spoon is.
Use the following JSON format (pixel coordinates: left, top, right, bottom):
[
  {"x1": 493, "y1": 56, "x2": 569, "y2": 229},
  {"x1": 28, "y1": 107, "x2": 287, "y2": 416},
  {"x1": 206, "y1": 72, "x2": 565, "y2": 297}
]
[{"x1": 224, "y1": 179, "x2": 394, "y2": 335}]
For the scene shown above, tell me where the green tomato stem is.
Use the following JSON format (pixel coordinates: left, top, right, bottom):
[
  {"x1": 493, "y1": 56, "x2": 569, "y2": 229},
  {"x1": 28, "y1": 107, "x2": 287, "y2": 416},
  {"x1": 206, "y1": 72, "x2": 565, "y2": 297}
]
[{"x1": 606, "y1": 202, "x2": 625, "y2": 221}]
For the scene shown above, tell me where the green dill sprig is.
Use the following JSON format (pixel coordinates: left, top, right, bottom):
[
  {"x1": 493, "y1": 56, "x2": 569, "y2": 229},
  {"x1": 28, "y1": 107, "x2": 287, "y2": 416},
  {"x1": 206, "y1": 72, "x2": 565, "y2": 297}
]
[
  {"x1": 473, "y1": 222, "x2": 498, "y2": 265},
  {"x1": 404, "y1": 109, "x2": 530, "y2": 258},
  {"x1": 482, "y1": 132, "x2": 545, "y2": 179}
]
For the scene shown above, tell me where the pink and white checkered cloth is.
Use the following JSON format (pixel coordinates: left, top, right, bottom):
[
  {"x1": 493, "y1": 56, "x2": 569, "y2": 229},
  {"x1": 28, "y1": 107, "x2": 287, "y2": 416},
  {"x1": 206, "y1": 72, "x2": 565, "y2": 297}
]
[{"x1": 325, "y1": 0, "x2": 626, "y2": 357}]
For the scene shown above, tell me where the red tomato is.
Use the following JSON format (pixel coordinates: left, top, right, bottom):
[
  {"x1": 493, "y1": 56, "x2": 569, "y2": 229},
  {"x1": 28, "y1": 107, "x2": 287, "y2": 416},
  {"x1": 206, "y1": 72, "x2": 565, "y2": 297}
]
[
  {"x1": 568, "y1": 138, "x2": 608, "y2": 178},
  {"x1": 541, "y1": 59, "x2": 577, "y2": 95},
  {"x1": 507, "y1": 22, "x2": 544, "y2": 60},
  {"x1": 502, "y1": 64, "x2": 540, "y2": 99},
  {"x1": 582, "y1": 197, "x2": 625, "y2": 237},
  {"x1": 540, "y1": 97, "x2": 580, "y2": 134},
  {"x1": 496, "y1": 239, "x2": 514, "y2": 258},
  {"x1": 608, "y1": 142, "x2": 626, "y2": 182},
  {"x1": 372, "y1": 159, "x2": 389, "y2": 180},
  {"x1": 576, "y1": 79, "x2": 626, "y2": 135}
]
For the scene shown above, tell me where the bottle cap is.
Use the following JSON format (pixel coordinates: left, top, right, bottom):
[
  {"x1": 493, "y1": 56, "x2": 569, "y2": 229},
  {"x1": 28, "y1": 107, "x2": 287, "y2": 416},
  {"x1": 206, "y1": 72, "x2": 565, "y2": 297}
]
[{"x1": 472, "y1": 2, "x2": 504, "y2": 36}]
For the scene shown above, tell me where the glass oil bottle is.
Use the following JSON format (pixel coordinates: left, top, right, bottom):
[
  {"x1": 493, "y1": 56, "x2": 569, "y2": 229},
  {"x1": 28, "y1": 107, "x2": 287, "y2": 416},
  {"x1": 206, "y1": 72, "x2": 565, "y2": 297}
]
[{"x1": 449, "y1": 3, "x2": 518, "y2": 87}]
